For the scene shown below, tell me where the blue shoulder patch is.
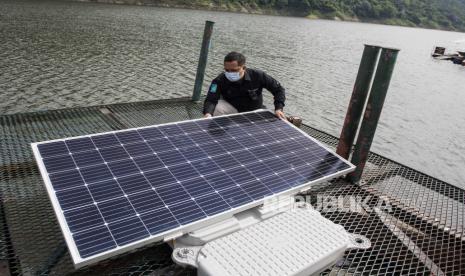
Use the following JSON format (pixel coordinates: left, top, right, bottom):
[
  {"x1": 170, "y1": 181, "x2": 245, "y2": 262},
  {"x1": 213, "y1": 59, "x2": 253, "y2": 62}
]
[{"x1": 209, "y1": 83, "x2": 217, "y2": 93}]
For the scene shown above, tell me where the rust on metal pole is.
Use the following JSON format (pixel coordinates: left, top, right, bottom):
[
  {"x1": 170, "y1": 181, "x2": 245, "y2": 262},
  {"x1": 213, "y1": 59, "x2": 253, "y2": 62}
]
[
  {"x1": 347, "y1": 47, "x2": 400, "y2": 184},
  {"x1": 336, "y1": 45, "x2": 381, "y2": 160}
]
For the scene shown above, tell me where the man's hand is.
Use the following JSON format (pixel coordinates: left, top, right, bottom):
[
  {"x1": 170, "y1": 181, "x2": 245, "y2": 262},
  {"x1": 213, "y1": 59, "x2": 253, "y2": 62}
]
[
  {"x1": 204, "y1": 113, "x2": 212, "y2": 118},
  {"x1": 275, "y1": 109, "x2": 286, "y2": 120}
]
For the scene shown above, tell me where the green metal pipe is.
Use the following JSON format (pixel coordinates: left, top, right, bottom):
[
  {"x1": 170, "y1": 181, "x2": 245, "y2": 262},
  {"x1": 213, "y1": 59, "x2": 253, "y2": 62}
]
[
  {"x1": 192, "y1": 21, "x2": 215, "y2": 102},
  {"x1": 336, "y1": 45, "x2": 381, "y2": 160},
  {"x1": 347, "y1": 47, "x2": 400, "y2": 184}
]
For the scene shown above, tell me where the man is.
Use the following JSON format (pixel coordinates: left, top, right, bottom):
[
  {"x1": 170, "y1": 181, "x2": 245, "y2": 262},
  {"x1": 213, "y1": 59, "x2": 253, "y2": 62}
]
[{"x1": 203, "y1": 52, "x2": 287, "y2": 120}]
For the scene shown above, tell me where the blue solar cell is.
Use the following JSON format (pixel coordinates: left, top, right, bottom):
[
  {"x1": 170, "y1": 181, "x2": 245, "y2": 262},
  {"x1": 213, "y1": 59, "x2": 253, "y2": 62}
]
[
  {"x1": 203, "y1": 171, "x2": 235, "y2": 191},
  {"x1": 144, "y1": 168, "x2": 177, "y2": 188},
  {"x1": 224, "y1": 126, "x2": 248, "y2": 137},
  {"x1": 64, "y1": 205, "x2": 104, "y2": 233},
  {"x1": 267, "y1": 143, "x2": 291, "y2": 156},
  {"x1": 240, "y1": 179, "x2": 272, "y2": 200},
  {"x1": 229, "y1": 150, "x2": 257, "y2": 165},
  {"x1": 108, "y1": 216, "x2": 149, "y2": 246},
  {"x1": 139, "y1": 207, "x2": 179, "y2": 235},
  {"x1": 159, "y1": 124, "x2": 183, "y2": 136},
  {"x1": 191, "y1": 158, "x2": 220, "y2": 176},
  {"x1": 116, "y1": 131, "x2": 143, "y2": 145},
  {"x1": 133, "y1": 154, "x2": 164, "y2": 172},
  {"x1": 124, "y1": 142, "x2": 153, "y2": 157},
  {"x1": 218, "y1": 138, "x2": 244, "y2": 152},
  {"x1": 338, "y1": 162, "x2": 351, "y2": 170},
  {"x1": 49, "y1": 169, "x2": 84, "y2": 191},
  {"x1": 181, "y1": 177, "x2": 215, "y2": 198},
  {"x1": 37, "y1": 141, "x2": 69, "y2": 157},
  {"x1": 229, "y1": 114, "x2": 250, "y2": 124},
  {"x1": 147, "y1": 138, "x2": 175, "y2": 153},
  {"x1": 128, "y1": 190, "x2": 165, "y2": 214},
  {"x1": 73, "y1": 149, "x2": 105, "y2": 168},
  {"x1": 264, "y1": 157, "x2": 292, "y2": 172},
  {"x1": 268, "y1": 131, "x2": 288, "y2": 140},
  {"x1": 99, "y1": 146, "x2": 130, "y2": 162},
  {"x1": 257, "y1": 111, "x2": 278, "y2": 121},
  {"x1": 156, "y1": 184, "x2": 190, "y2": 206},
  {"x1": 195, "y1": 193, "x2": 230, "y2": 216},
  {"x1": 277, "y1": 169, "x2": 307, "y2": 187},
  {"x1": 156, "y1": 150, "x2": 186, "y2": 166},
  {"x1": 249, "y1": 145, "x2": 274, "y2": 160},
  {"x1": 66, "y1": 137, "x2": 95, "y2": 153},
  {"x1": 260, "y1": 175, "x2": 291, "y2": 193},
  {"x1": 279, "y1": 153, "x2": 306, "y2": 167},
  {"x1": 42, "y1": 155, "x2": 76, "y2": 173},
  {"x1": 195, "y1": 119, "x2": 220, "y2": 129},
  {"x1": 169, "y1": 163, "x2": 200, "y2": 181},
  {"x1": 218, "y1": 186, "x2": 253, "y2": 208},
  {"x1": 92, "y1": 134, "x2": 120, "y2": 149},
  {"x1": 178, "y1": 145, "x2": 209, "y2": 161},
  {"x1": 138, "y1": 127, "x2": 164, "y2": 141},
  {"x1": 212, "y1": 116, "x2": 234, "y2": 126},
  {"x1": 169, "y1": 134, "x2": 195, "y2": 148},
  {"x1": 201, "y1": 142, "x2": 227, "y2": 156},
  {"x1": 98, "y1": 197, "x2": 136, "y2": 223},
  {"x1": 107, "y1": 159, "x2": 140, "y2": 178},
  {"x1": 170, "y1": 199, "x2": 206, "y2": 225},
  {"x1": 188, "y1": 131, "x2": 212, "y2": 144},
  {"x1": 237, "y1": 135, "x2": 261, "y2": 147},
  {"x1": 246, "y1": 161, "x2": 275, "y2": 179},
  {"x1": 207, "y1": 127, "x2": 229, "y2": 138},
  {"x1": 80, "y1": 164, "x2": 113, "y2": 184},
  {"x1": 55, "y1": 186, "x2": 93, "y2": 211},
  {"x1": 212, "y1": 154, "x2": 240, "y2": 168},
  {"x1": 227, "y1": 167, "x2": 254, "y2": 184},
  {"x1": 73, "y1": 226, "x2": 116, "y2": 258},
  {"x1": 87, "y1": 179, "x2": 124, "y2": 202},
  {"x1": 243, "y1": 112, "x2": 265, "y2": 123},
  {"x1": 118, "y1": 173, "x2": 152, "y2": 194},
  {"x1": 249, "y1": 131, "x2": 274, "y2": 143},
  {"x1": 177, "y1": 122, "x2": 201, "y2": 133}
]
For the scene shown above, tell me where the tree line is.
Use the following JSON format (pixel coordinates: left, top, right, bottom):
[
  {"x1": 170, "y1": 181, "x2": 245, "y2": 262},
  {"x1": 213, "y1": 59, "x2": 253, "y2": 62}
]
[{"x1": 197, "y1": 0, "x2": 465, "y2": 31}]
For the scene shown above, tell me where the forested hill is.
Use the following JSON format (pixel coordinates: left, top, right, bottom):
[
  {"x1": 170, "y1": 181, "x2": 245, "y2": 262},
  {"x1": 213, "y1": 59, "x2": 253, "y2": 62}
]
[{"x1": 82, "y1": 0, "x2": 465, "y2": 32}]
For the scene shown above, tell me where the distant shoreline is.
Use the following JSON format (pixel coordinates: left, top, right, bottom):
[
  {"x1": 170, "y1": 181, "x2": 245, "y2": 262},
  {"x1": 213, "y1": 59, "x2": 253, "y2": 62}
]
[{"x1": 70, "y1": 0, "x2": 462, "y2": 33}]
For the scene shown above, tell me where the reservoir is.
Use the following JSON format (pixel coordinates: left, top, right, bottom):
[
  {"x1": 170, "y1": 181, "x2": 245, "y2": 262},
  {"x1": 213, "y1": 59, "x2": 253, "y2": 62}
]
[{"x1": 1, "y1": 0, "x2": 464, "y2": 188}]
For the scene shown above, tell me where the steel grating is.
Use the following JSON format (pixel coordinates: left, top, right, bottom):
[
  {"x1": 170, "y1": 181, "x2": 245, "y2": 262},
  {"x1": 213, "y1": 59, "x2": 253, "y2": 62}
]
[{"x1": 0, "y1": 98, "x2": 463, "y2": 275}]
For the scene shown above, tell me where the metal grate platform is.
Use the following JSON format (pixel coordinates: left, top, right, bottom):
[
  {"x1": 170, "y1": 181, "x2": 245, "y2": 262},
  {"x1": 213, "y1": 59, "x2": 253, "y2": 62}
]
[{"x1": 0, "y1": 98, "x2": 463, "y2": 275}]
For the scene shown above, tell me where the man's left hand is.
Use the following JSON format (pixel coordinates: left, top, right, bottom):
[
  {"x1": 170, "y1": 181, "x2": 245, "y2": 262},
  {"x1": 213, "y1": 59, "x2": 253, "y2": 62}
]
[{"x1": 275, "y1": 109, "x2": 286, "y2": 120}]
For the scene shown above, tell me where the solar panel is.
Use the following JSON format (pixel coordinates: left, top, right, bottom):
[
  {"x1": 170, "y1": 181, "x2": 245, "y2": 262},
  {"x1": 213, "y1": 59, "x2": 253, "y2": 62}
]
[{"x1": 31, "y1": 110, "x2": 354, "y2": 268}]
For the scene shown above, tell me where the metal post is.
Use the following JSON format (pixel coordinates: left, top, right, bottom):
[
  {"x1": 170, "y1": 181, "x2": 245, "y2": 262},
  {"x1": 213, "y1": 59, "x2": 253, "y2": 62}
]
[
  {"x1": 347, "y1": 47, "x2": 400, "y2": 184},
  {"x1": 336, "y1": 45, "x2": 381, "y2": 159},
  {"x1": 192, "y1": 21, "x2": 215, "y2": 102}
]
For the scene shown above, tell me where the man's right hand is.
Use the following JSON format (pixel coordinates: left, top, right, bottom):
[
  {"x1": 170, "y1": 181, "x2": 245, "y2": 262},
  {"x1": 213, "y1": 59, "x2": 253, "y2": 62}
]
[{"x1": 204, "y1": 113, "x2": 212, "y2": 118}]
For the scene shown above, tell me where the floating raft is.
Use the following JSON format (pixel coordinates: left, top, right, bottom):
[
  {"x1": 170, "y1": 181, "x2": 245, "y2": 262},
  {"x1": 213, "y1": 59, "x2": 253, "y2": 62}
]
[{"x1": 0, "y1": 97, "x2": 464, "y2": 275}]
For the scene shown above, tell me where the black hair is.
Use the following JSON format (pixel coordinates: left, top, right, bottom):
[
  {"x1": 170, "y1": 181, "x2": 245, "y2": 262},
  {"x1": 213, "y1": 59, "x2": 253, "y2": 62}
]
[{"x1": 224, "y1": 52, "x2": 246, "y2": 66}]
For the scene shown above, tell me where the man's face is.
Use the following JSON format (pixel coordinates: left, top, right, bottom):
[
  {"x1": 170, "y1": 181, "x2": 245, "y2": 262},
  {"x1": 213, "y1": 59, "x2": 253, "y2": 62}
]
[{"x1": 224, "y1": 60, "x2": 245, "y2": 78}]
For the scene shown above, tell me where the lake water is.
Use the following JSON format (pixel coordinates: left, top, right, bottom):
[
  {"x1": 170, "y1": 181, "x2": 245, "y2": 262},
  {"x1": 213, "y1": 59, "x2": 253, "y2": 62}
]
[{"x1": 1, "y1": 0, "x2": 464, "y2": 188}]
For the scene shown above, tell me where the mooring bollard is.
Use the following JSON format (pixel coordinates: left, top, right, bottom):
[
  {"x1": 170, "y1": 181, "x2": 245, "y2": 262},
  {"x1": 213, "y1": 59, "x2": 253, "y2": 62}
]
[
  {"x1": 347, "y1": 47, "x2": 400, "y2": 184},
  {"x1": 192, "y1": 20, "x2": 215, "y2": 102},
  {"x1": 336, "y1": 45, "x2": 381, "y2": 160}
]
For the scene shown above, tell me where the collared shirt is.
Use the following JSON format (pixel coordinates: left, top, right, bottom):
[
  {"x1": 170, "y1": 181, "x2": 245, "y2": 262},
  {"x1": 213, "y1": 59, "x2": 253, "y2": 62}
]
[{"x1": 203, "y1": 68, "x2": 286, "y2": 115}]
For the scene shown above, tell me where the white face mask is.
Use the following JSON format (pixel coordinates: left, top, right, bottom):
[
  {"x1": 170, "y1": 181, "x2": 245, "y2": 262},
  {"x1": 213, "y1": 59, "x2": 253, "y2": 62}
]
[{"x1": 225, "y1": 71, "x2": 241, "y2": 82}]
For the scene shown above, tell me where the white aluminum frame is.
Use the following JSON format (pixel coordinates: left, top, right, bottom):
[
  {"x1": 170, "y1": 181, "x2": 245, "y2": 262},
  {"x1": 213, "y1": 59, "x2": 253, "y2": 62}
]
[{"x1": 31, "y1": 109, "x2": 355, "y2": 268}]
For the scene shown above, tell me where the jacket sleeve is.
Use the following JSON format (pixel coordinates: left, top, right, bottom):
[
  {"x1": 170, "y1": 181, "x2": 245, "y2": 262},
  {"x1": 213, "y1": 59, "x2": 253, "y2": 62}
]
[
  {"x1": 261, "y1": 72, "x2": 286, "y2": 110},
  {"x1": 203, "y1": 80, "x2": 221, "y2": 115}
]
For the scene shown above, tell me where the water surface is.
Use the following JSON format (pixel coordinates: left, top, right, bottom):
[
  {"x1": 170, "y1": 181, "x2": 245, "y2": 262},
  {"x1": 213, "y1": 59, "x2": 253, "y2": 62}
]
[{"x1": 1, "y1": 0, "x2": 464, "y2": 187}]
